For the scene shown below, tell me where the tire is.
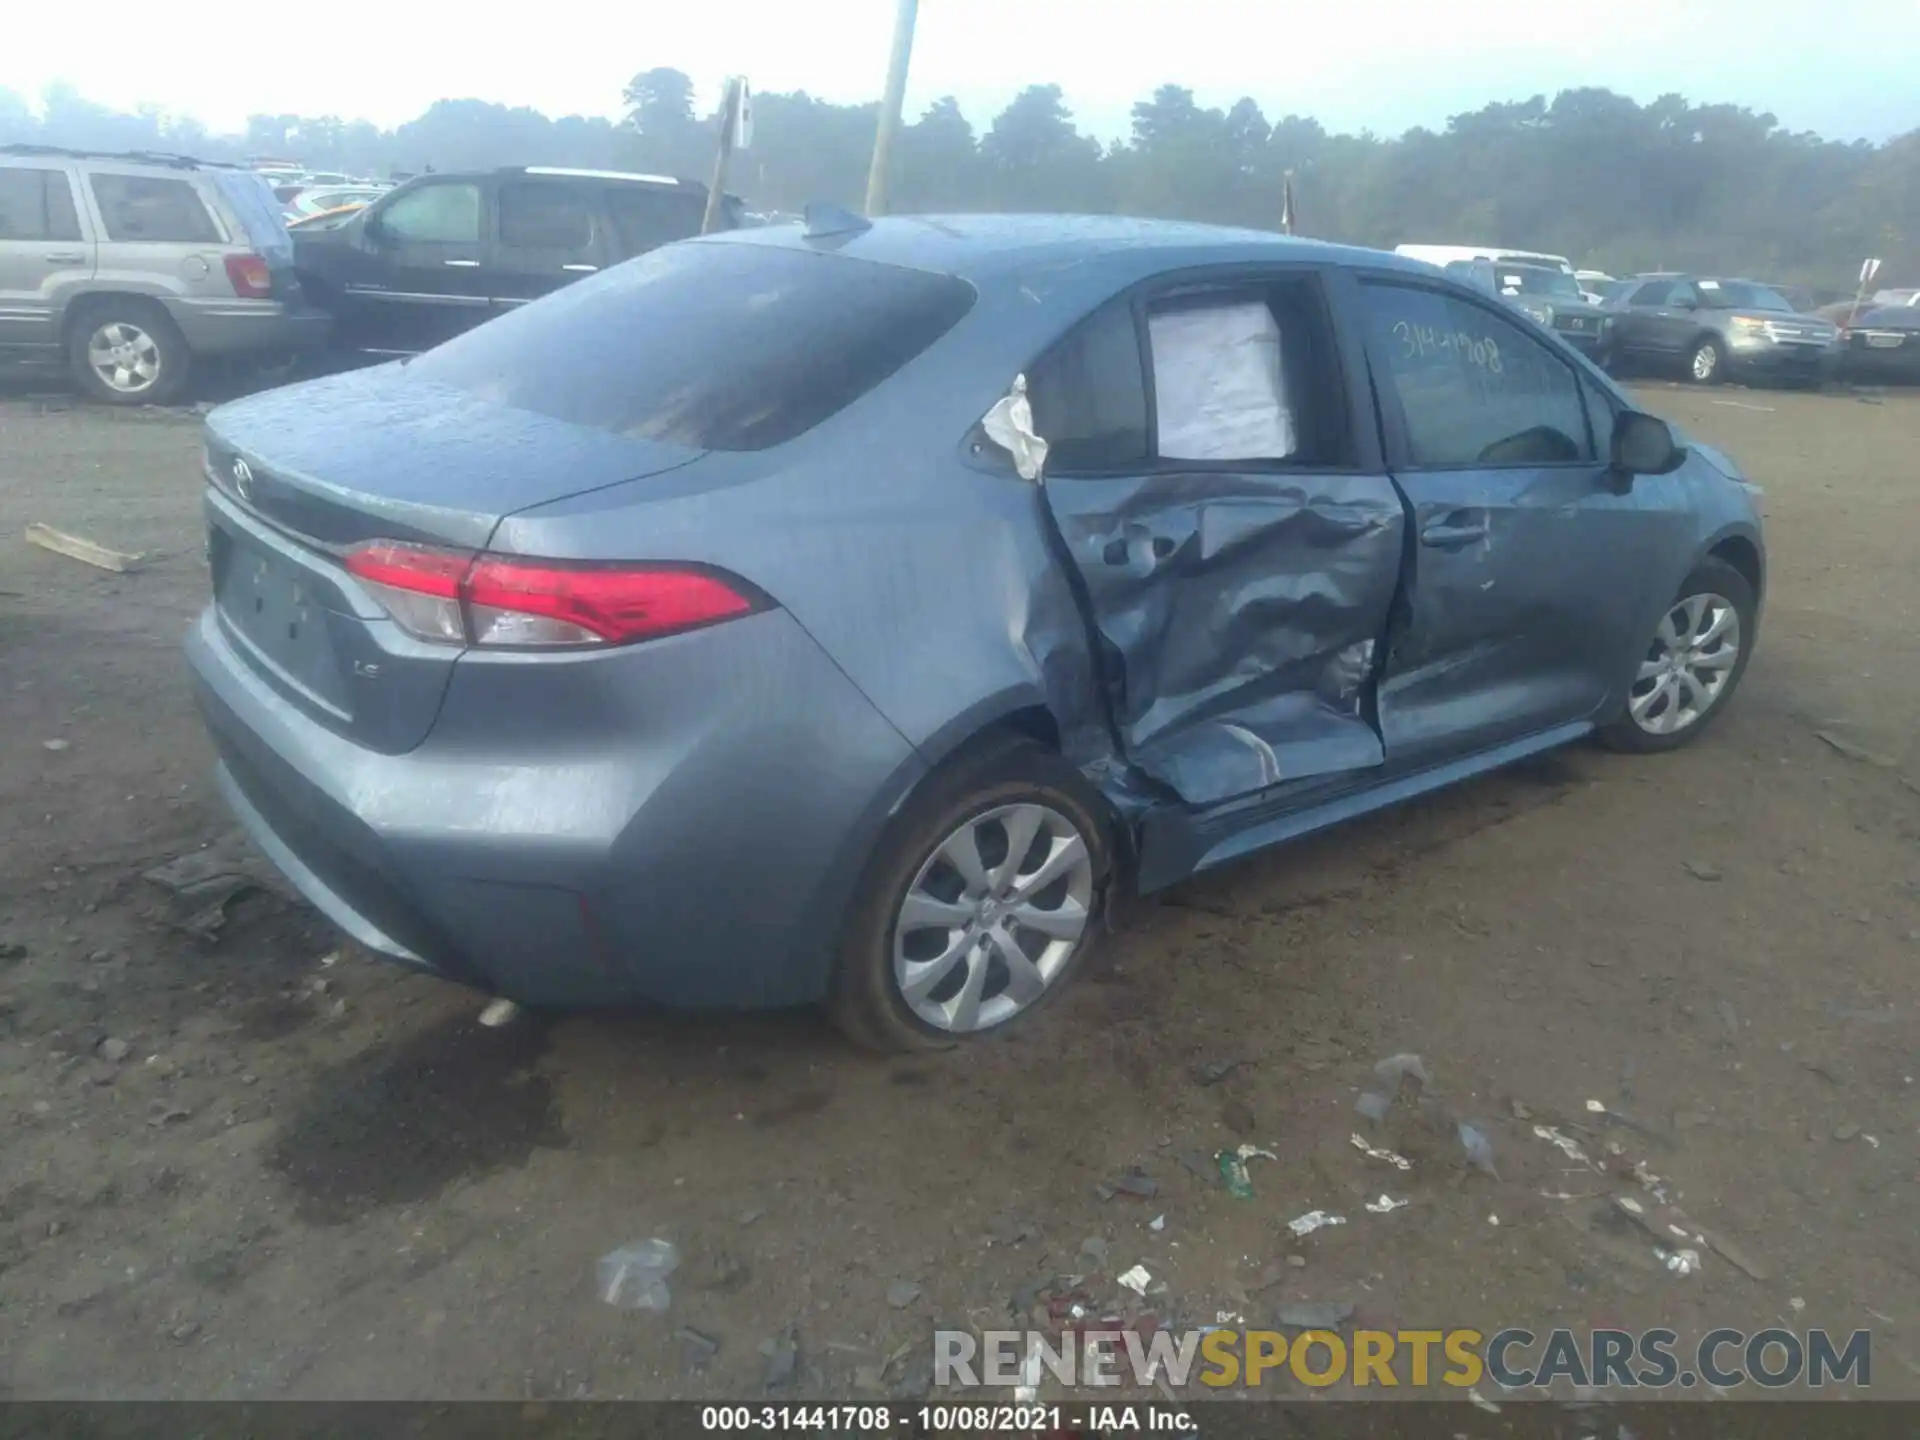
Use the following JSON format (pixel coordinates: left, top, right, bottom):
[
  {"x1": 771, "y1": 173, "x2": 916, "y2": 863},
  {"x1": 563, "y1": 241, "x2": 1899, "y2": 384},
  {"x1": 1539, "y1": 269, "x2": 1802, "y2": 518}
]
[
  {"x1": 1685, "y1": 335, "x2": 1727, "y2": 386},
  {"x1": 68, "y1": 301, "x2": 191, "y2": 406},
  {"x1": 1596, "y1": 557, "x2": 1756, "y2": 755},
  {"x1": 828, "y1": 736, "x2": 1115, "y2": 1053}
]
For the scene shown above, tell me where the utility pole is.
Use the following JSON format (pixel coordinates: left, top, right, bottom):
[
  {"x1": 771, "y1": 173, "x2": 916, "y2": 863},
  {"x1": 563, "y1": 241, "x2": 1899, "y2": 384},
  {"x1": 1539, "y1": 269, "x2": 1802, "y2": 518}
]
[
  {"x1": 701, "y1": 77, "x2": 743, "y2": 235},
  {"x1": 863, "y1": 0, "x2": 919, "y2": 216}
]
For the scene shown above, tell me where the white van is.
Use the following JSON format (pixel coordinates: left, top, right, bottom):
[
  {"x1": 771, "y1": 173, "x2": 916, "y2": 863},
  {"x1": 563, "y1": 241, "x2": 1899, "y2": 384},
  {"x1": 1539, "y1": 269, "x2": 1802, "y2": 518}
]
[{"x1": 1394, "y1": 244, "x2": 1576, "y2": 276}]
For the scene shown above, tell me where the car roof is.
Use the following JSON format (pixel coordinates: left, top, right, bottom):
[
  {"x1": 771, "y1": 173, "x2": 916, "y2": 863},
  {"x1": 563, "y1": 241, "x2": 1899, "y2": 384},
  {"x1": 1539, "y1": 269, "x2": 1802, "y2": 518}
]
[{"x1": 707, "y1": 213, "x2": 1430, "y2": 285}]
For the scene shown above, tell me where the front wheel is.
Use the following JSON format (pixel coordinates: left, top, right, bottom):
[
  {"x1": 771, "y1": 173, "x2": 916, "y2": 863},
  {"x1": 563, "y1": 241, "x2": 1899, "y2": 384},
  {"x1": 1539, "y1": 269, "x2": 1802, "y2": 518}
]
[
  {"x1": 829, "y1": 738, "x2": 1113, "y2": 1052},
  {"x1": 1596, "y1": 558, "x2": 1756, "y2": 754},
  {"x1": 1686, "y1": 336, "x2": 1727, "y2": 386}
]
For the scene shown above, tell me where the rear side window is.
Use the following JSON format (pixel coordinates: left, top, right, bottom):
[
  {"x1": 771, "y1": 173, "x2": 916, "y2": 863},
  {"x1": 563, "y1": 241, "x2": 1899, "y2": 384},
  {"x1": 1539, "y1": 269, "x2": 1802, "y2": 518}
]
[
  {"x1": 498, "y1": 183, "x2": 596, "y2": 254},
  {"x1": 1628, "y1": 280, "x2": 1674, "y2": 307},
  {"x1": 603, "y1": 186, "x2": 705, "y2": 259},
  {"x1": 406, "y1": 241, "x2": 976, "y2": 451},
  {"x1": 89, "y1": 174, "x2": 221, "y2": 244},
  {"x1": 0, "y1": 167, "x2": 82, "y2": 241},
  {"x1": 1027, "y1": 302, "x2": 1149, "y2": 471}
]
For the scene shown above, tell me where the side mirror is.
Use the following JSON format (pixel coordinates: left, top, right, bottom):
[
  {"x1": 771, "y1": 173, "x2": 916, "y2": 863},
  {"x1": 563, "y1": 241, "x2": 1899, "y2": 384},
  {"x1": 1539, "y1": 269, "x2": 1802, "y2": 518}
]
[{"x1": 1611, "y1": 410, "x2": 1686, "y2": 477}]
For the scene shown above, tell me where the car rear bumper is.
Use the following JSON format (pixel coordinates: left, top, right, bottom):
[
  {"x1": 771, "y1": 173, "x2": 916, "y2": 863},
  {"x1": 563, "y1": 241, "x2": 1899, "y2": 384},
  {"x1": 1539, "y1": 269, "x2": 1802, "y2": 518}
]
[
  {"x1": 1840, "y1": 343, "x2": 1919, "y2": 382},
  {"x1": 186, "y1": 601, "x2": 925, "y2": 1009},
  {"x1": 166, "y1": 298, "x2": 332, "y2": 358}
]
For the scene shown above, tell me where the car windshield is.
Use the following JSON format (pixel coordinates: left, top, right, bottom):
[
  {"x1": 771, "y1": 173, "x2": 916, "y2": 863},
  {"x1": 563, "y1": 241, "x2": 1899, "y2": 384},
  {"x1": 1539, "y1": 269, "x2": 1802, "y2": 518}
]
[
  {"x1": 1494, "y1": 267, "x2": 1582, "y2": 299},
  {"x1": 1697, "y1": 281, "x2": 1792, "y2": 312},
  {"x1": 405, "y1": 240, "x2": 977, "y2": 451}
]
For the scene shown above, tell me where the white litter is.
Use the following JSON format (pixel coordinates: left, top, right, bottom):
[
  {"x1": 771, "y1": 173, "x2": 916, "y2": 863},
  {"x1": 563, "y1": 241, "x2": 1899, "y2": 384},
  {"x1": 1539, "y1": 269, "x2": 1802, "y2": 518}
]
[
  {"x1": 478, "y1": 997, "x2": 521, "y2": 1028},
  {"x1": 1350, "y1": 1133, "x2": 1413, "y2": 1170},
  {"x1": 1468, "y1": 1387, "x2": 1503, "y2": 1413},
  {"x1": 1364, "y1": 1194, "x2": 1408, "y2": 1214},
  {"x1": 1149, "y1": 1214, "x2": 1166, "y2": 1232},
  {"x1": 1118, "y1": 1264, "x2": 1153, "y2": 1295},
  {"x1": 1659, "y1": 1247, "x2": 1702, "y2": 1277},
  {"x1": 1534, "y1": 1124, "x2": 1597, "y2": 1168},
  {"x1": 1287, "y1": 1210, "x2": 1347, "y2": 1237}
]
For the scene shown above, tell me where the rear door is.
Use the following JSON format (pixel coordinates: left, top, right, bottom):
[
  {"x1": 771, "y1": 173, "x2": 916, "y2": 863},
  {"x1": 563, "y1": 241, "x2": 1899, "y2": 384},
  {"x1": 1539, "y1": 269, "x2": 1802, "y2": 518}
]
[
  {"x1": 0, "y1": 163, "x2": 92, "y2": 353},
  {"x1": 1031, "y1": 268, "x2": 1406, "y2": 807},
  {"x1": 489, "y1": 179, "x2": 613, "y2": 317},
  {"x1": 1352, "y1": 275, "x2": 1681, "y2": 763},
  {"x1": 601, "y1": 183, "x2": 707, "y2": 263},
  {"x1": 338, "y1": 177, "x2": 493, "y2": 352}
]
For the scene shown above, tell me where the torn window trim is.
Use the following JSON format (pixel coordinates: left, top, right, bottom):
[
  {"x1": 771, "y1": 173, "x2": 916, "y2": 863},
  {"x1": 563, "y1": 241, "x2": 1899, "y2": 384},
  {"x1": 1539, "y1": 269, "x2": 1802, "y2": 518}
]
[{"x1": 986, "y1": 261, "x2": 1379, "y2": 484}]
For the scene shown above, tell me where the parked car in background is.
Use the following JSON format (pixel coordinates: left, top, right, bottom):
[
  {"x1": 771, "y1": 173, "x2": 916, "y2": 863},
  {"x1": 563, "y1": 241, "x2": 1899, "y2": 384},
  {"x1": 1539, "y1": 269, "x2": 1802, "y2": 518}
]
[
  {"x1": 1396, "y1": 243, "x2": 1577, "y2": 277},
  {"x1": 189, "y1": 215, "x2": 1764, "y2": 1049},
  {"x1": 1449, "y1": 258, "x2": 1614, "y2": 361},
  {"x1": 0, "y1": 144, "x2": 329, "y2": 403},
  {"x1": 1838, "y1": 303, "x2": 1920, "y2": 384},
  {"x1": 292, "y1": 165, "x2": 745, "y2": 355},
  {"x1": 1605, "y1": 274, "x2": 1840, "y2": 386},
  {"x1": 283, "y1": 185, "x2": 387, "y2": 221},
  {"x1": 1575, "y1": 268, "x2": 1613, "y2": 304}
]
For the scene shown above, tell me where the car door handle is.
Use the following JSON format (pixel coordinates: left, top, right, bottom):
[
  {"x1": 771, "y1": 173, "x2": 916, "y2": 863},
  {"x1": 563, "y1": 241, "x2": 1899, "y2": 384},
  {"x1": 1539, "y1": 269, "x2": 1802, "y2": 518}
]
[
  {"x1": 443, "y1": 259, "x2": 480, "y2": 268},
  {"x1": 561, "y1": 263, "x2": 598, "y2": 273},
  {"x1": 1421, "y1": 511, "x2": 1491, "y2": 549},
  {"x1": 43, "y1": 251, "x2": 87, "y2": 264}
]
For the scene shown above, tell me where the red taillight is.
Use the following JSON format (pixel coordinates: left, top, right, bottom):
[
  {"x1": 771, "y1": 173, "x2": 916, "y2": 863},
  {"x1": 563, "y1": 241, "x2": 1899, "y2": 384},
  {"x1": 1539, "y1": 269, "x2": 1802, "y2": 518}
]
[
  {"x1": 224, "y1": 253, "x2": 273, "y2": 299},
  {"x1": 342, "y1": 541, "x2": 760, "y2": 649}
]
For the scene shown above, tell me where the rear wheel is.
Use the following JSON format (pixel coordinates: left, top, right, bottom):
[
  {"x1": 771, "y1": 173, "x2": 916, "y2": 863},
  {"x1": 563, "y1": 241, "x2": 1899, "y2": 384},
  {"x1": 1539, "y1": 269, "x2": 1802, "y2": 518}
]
[
  {"x1": 68, "y1": 302, "x2": 190, "y2": 406},
  {"x1": 829, "y1": 737, "x2": 1113, "y2": 1053},
  {"x1": 1596, "y1": 558, "x2": 1755, "y2": 754},
  {"x1": 1686, "y1": 336, "x2": 1727, "y2": 385}
]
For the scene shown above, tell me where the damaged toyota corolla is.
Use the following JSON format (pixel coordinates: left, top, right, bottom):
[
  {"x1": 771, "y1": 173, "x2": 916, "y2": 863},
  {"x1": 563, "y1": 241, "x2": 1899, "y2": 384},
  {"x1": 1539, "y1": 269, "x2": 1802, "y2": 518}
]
[{"x1": 186, "y1": 213, "x2": 1765, "y2": 1050}]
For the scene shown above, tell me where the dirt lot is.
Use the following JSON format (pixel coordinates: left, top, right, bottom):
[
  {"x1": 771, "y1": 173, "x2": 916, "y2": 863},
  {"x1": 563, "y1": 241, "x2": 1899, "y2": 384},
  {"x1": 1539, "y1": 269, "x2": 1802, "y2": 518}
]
[{"x1": 0, "y1": 379, "x2": 1916, "y2": 1403}]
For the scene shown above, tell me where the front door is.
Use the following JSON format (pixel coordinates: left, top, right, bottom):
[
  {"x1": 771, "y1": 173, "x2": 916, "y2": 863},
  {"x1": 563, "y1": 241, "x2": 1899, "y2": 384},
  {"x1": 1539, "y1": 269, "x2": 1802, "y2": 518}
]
[
  {"x1": 0, "y1": 163, "x2": 92, "y2": 354},
  {"x1": 339, "y1": 178, "x2": 493, "y2": 353},
  {"x1": 1030, "y1": 271, "x2": 1406, "y2": 807},
  {"x1": 488, "y1": 179, "x2": 614, "y2": 319},
  {"x1": 1353, "y1": 275, "x2": 1682, "y2": 764}
]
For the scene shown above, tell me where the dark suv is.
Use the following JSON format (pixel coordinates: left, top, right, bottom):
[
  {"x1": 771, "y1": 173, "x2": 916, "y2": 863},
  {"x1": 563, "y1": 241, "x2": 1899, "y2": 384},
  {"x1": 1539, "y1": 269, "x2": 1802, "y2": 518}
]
[
  {"x1": 1606, "y1": 274, "x2": 1841, "y2": 386},
  {"x1": 1447, "y1": 258, "x2": 1614, "y2": 361},
  {"x1": 292, "y1": 166, "x2": 746, "y2": 355}
]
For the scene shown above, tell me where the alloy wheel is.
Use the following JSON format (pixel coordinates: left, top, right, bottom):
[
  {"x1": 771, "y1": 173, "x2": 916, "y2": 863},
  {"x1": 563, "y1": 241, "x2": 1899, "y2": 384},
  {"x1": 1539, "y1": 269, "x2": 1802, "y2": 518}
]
[
  {"x1": 891, "y1": 802, "x2": 1094, "y2": 1034},
  {"x1": 1628, "y1": 592, "x2": 1742, "y2": 736},
  {"x1": 1690, "y1": 343, "x2": 1720, "y2": 382},
  {"x1": 87, "y1": 322, "x2": 163, "y2": 395}
]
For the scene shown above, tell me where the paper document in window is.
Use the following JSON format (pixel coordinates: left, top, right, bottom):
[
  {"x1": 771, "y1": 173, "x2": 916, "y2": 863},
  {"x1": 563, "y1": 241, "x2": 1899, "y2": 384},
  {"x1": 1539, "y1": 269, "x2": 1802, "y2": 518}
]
[{"x1": 1148, "y1": 301, "x2": 1296, "y2": 461}]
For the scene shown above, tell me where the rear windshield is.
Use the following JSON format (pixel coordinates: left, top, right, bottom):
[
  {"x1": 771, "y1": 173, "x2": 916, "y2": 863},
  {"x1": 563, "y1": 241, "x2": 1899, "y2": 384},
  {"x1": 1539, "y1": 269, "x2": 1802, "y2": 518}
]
[{"x1": 405, "y1": 241, "x2": 977, "y2": 451}]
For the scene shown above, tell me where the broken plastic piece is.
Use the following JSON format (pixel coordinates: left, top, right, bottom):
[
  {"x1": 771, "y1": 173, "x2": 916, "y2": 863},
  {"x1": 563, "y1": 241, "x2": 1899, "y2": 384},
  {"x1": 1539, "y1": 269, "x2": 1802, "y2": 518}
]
[
  {"x1": 596, "y1": 1238, "x2": 680, "y2": 1311},
  {"x1": 1117, "y1": 1264, "x2": 1152, "y2": 1296},
  {"x1": 1658, "y1": 1246, "x2": 1702, "y2": 1277},
  {"x1": 1287, "y1": 1210, "x2": 1346, "y2": 1237},
  {"x1": 1364, "y1": 1194, "x2": 1408, "y2": 1214},
  {"x1": 1350, "y1": 1133, "x2": 1412, "y2": 1170},
  {"x1": 1534, "y1": 1124, "x2": 1596, "y2": 1168},
  {"x1": 1215, "y1": 1144, "x2": 1276, "y2": 1200},
  {"x1": 478, "y1": 997, "x2": 520, "y2": 1028},
  {"x1": 981, "y1": 374, "x2": 1049, "y2": 482},
  {"x1": 1456, "y1": 1120, "x2": 1499, "y2": 1178}
]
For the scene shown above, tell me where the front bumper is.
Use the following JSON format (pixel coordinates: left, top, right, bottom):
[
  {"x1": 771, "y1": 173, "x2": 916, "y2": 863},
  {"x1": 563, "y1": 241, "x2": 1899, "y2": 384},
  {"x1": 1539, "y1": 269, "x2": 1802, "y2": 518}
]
[
  {"x1": 165, "y1": 298, "x2": 332, "y2": 359},
  {"x1": 186, "y1": 602, "x2": 924, "y2": 1009}
]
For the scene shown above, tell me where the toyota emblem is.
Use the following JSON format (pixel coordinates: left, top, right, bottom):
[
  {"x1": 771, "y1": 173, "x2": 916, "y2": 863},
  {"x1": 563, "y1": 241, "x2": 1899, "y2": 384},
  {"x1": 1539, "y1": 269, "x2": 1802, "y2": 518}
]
[{"x1": 231, "y1": 458, "x2": 254, "y2": 502}]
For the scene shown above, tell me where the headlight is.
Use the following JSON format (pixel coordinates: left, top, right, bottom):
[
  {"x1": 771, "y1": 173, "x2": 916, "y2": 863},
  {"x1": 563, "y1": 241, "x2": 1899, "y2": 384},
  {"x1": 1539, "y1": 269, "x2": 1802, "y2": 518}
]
[{"x1": 1729, "y1": 316, "x2": 1769, "y2": 334}]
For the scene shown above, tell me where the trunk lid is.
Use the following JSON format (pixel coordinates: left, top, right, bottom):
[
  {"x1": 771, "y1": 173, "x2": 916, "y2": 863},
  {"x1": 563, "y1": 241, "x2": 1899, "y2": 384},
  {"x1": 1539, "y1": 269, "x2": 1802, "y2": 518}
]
[{"x1": 202, "y1": 365, "x2": 704, "y2": 752}]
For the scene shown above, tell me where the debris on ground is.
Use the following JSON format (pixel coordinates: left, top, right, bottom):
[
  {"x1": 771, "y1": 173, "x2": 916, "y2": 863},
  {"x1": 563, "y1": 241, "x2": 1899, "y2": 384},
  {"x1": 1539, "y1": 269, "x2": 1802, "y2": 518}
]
[
  {"x1": 1148, "y1": 1214, "x2": 1166, "y2": 1232},
  {"x1": 1077, "y1": 1237, "x2": 1110, "y2": 1271},
  {"x1": 477, "y1": 998, "x2": 520, "y2": 1028},
  {"x1": 1468, "y1": 1388, "x2": 1502, "y2": 1414},
  {"x1": 1683, "y1": 860, "x2": 1724, "y2": 882},
  {"x1": 886, "y1": 1280, "x2": 922, "y2": 1309},
  {"x1": 1114, "y1": 1168, "x2": 1158, "y2": 1198},
  {"x1": 1814, "y1": 730, "x2": 1898, "y2": 769},
  {"x1": 1534, "y1": 1125, "x2": 1598, "y2": 1169},
  {"x1": 1824, "y1": 1001, "x2": 1897, "y2": 1024},
  {"x1": 1658, "y1": 1246, "x2": 1702, "y2": 1277},
  {"x1": 42, "y1": 739, "x2": 70, "y2": 752},
  {"x1": 1192, "y1": 1058, "x2": 1245, "y2": 1086},
  {"x1": 595, "y1": 1238, "x2": 680, "y2": 1312},
  {"x1": 1117, "y1": 1264, "x2": 1153, "y2": 1296},
  {"x1": 737, "y1": 1208, "x2": 764, "y2": 1226},
  {"x1": 147, "y1": 1102, "x2": 192, "y2": 1127},
  {"x1": 759, "y1": 1330, "x2": 799, "y2": 1390},
  {"x1": 1350, "y1": 1133, "x2": 1412, "y2": 1170},
  {"x1": 25, "y1": 522, "x2": 147, "y2": 573},
  {"x1": 1832, "y1": 1122, "x2": 1860, "y2": 1141},
  {"x1": 677, "y1": 1326, "x2": 720, "y2": 1371},
  {"x1": 1456, "y1": 1120, "x2": 1499, "y2": 1178},
  {"x1": 1276, "y1": 1300, "x2": 1354, "y2": 1329},
  {"x1": 1216, "y1": 1144, "x2": 1277, "y2": 1199},
  {"x1": 143, "y1": 830, "x2": 300, "y2": 939},
  {"x1": 96, "y1": 1037, "x2": 131, "y2": 1063},
  {"x1": 1354, "y1": 1052, "x2": 1430, "y2": 1123},
  {"x1": 1364, "y1": 1195, "x2": 1408, "y2": 1214},
  {"x1": 1287, "y1": 1210, "x2": 1346, "y2": 1237}
]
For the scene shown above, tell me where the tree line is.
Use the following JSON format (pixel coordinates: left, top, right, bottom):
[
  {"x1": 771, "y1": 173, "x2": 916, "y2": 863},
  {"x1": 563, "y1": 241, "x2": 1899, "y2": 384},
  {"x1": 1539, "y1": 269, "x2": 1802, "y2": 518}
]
[{"x1": 5, "y1": 73, "x2": 1914, "y2": 290}]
